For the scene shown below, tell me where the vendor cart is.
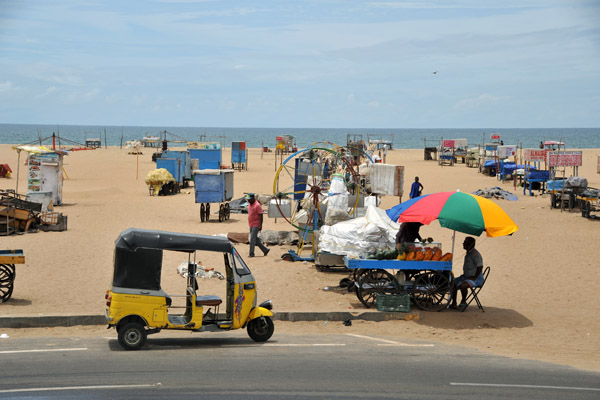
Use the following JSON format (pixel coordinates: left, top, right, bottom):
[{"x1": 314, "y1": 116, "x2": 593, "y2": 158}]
[
  {"x1": 577, "y1": 188, "x2": 600, "y2": 219},
  {"x1": 345, "y1": 253, "x2": 453, "y2": 312},
  {"x1": 193, "y1": 169, "x2": 234, "y2": 222},
  {"x1": 0, "y1": 249, "x2": 25, "y2": 302}
]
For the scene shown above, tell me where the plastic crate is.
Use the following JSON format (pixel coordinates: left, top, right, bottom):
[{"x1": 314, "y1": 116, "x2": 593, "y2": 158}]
[
  {"x1": 376, "y1": 293, "x2": 410, "y2": 312},
  {"x1": 40, "y1": 211, "x2": 59, "y2": 225}
]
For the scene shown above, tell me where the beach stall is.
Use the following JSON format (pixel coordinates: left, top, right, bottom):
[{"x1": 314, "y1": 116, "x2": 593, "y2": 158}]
[
  {"x1": 231, "y1": 141, "x2": 248, "y2": 170},
  {"x1": 85, "y1": 138, "x2": 101, "y2": 148},
  {"x1": 347, "y1": 191, "x2": 520, "y2": 312},
  {"x1": 479, "y1": 134, "x2": 502, "y2": 176},
  {"x1": 275, "y1": 135, "x2": 297, "y2": 154},
  {"x1": 423, "y1": 138, "x2": 440, "y2": 161},
  {"x1": 141, "y1": 135, "x2": 161, "y2": 148},
  {"x1": 188, "y1": 142, "x2": 222, "y2": 170},
  {"x1": 367, "y1": 133, "x2": 394, "y2": 150},
  {"x1": 347, "y1": 134, "x2": 365, "y2": 165},
  {"x1": 193, "y1": 169, "x2": 234, "y2": 222},
  {"x1": 158, "y1": 150, "x2": 192, "y2": 188},
  {"x1": 13, "y1": 145, "x2": 68, "y2": 206},
  {"x1": 496, "y1": 145, "x2": 518, "y2": 183},
  {"x1": 0, "y1": 190, "x2": 42, "y2": 235},
  {"x1": 438, "y1": 138, "x2": 467, "y2": 166},
  {"x1": 578, "y1": 188, "x2": 600, "y2": 219}
]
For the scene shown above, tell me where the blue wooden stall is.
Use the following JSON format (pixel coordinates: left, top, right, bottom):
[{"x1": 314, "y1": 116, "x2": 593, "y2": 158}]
[
  {"x1": 193, "y1": 169, "x2": 234, "y2": 222},
  {"x1": 231, "y1": 141, "x2": 247, "y2": 170},
  {"x1": 188, "y1": 143, "x2": 222, "y2": 170}
]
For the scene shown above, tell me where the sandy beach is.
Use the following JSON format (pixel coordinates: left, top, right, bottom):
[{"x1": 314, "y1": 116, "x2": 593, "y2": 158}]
[{"x1": 1, "y1": 143, "x2": 599, "y2": 372}]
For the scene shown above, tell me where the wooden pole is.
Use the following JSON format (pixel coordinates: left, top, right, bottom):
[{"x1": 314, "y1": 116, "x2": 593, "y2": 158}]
[
  {"x1": 136, "y1": 144, "x2": 139, "y2": 180},
  {"x1": 15, "y1": 151, "x2": 21, "y2": 194}
]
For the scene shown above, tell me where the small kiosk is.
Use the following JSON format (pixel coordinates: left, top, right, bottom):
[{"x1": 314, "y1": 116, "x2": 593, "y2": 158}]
[
  {"x1": 188, "y1": 142, "x2": 222, "y2": 170},
  {"x1": 231, "y1": 141, "x2": 248, "y2": 170},
  {"x1": 14, "y1": 146, "x2": 68, "y2": 206}
]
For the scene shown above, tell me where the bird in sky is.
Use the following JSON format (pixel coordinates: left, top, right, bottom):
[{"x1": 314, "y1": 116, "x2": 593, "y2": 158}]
[{"x1": 433, "y1": 71, "x2": 438, "y2": 74}]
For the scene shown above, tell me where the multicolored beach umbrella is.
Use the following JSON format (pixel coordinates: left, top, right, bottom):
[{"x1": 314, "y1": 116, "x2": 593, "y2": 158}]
[{"x1": 386, "y1": 191, "x2": 518, "y2": 237}]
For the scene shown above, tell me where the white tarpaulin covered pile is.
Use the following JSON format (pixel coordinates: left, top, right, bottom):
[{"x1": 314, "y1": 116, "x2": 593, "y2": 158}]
[{"x1": 318, "y1": 205, "x2": 399, "y2": 258}]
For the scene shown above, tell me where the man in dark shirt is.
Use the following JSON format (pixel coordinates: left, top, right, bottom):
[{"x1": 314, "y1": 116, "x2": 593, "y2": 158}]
[
  {"x1": 396, "y1": 222, "x2": 423, "y2": 246},
  {"x1": 450, "y1": 236, "x2": 484, "y2": 309}
]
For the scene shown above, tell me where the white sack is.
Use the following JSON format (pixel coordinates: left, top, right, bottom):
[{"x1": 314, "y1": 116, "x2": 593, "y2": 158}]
[{"x1": 318, "y1": 205, "x2": 400, "y2": 258}]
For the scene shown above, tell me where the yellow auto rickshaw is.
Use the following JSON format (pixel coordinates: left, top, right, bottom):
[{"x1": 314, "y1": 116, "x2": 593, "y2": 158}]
[{"x1": 105, "y1": 228, "x2": 274, "y2": 350}]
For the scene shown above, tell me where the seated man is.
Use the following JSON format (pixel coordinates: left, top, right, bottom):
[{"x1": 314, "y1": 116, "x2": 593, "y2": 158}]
[{"x1": 450, "y1": 237, "x2": 484, "y2": 309}]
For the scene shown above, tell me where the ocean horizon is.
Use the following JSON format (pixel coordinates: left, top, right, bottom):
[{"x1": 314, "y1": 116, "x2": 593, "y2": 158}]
[{"x1": 1, "y1": 123, "x2": 599, "y2": 150}]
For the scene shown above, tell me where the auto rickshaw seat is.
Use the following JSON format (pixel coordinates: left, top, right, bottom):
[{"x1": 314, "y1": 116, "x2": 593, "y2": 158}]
[{"x1": 195, "y1": 295, "x2": 222, "y2": 307}]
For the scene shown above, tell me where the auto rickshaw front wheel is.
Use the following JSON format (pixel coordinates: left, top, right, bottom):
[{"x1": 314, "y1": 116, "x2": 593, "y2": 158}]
[
  {"x1": 118, "y1": 322, "x2": 147, "y2": 350},
  {"x1": 247, "y1": 316, "x2": 274, "y2": 342}
]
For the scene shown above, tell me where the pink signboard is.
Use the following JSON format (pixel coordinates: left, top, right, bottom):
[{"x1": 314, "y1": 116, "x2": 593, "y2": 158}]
[
  {"x1": 547, "y1": 151, "x2": 582, "y2": 167},
  {"x1": 524, "y1": 149, "x2": 547, "y2": 162},
  {"x1": 443, "y1": 140, "x2": 455, "y2": 148}
]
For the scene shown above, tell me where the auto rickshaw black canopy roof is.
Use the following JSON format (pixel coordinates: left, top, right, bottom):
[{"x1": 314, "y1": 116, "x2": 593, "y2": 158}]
[
  {"x1": 116, "y1": 228, "x2": 234, "y2": 253},
  {"x1": 112, "y1": 228, "x2": 234, "y2": 291}
]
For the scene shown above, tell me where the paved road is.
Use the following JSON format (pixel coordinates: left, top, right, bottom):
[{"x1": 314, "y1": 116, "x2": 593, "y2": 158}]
[{"x1": 1, "y1": 331, "x2": 598, "y2": 399}]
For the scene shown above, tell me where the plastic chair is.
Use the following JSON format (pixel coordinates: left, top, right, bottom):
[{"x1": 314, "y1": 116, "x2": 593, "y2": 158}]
[{"x1": 460, "y1": 266, "x2": 491, "y2": 312}]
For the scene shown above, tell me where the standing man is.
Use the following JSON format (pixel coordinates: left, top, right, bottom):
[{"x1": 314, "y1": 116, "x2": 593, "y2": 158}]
[
  {"x1": 409, "y1": 176, "x2": 423, "y2": 199},
  {"x1": 246, "y1": 193, "x2": 270, "y2": 257},
  {"x1": 450, "y1": 237, "x2": 484, "y2": 309}
]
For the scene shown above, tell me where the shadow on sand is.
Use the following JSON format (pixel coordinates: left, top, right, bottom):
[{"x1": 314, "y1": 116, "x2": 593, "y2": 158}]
[{"x1": 415, "y1": 307, "x2": 533, "y2": 330}]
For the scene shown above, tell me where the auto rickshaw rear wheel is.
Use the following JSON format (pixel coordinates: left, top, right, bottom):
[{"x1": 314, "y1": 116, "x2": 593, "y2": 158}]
[
  {"x1": 118, "y1": 322, "x2": 147, "y2": 350},
  {"x1": 247, "y1": 316, "x2": 274, "y2": 342}
]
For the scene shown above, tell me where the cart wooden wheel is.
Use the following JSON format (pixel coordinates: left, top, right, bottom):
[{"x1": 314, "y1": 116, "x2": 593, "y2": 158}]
[
  {"x1": 0, "y1": 264, "x2": 15, "y2": 302},
  {"x1": 218, "y1": 204, "x2": 224, "y2": 222},
  {"x1": 205, "y1": 203, "x2": 210, "y2": 221},
  {"x1": 579, "y1": 200, "x2": 589, "y2": 218},
  {"x1": 224, "y1": 203, "x2": 230, "y2": 220},
  {"x1": 200, "y1": 203, "x2": 206, "y2": 222},
  {"x1": 411, "y1": 271, "x2": 450, "y2": 311},
  {"x1": 356, "y1": 269, "x2": 399, "y2": 309}
]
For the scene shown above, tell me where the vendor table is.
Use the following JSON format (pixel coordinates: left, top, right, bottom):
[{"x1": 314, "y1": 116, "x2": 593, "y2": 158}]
[
  {"x1": 523, "y1": 170, "x2": 550, "y2": 196},
  {"x1": 344, "y1": 256, "x2": 453, "y2": 311},
  {"x1": 0, "y1": 249, "x2": 25, "y2": 302}
]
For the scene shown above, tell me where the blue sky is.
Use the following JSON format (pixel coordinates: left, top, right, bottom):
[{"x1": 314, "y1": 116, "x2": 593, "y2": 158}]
[{"x1": 1, "y1": 0, "x2": 599, "y2": 128}]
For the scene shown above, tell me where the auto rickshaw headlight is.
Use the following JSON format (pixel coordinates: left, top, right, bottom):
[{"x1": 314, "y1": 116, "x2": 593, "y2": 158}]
[{"x1": 259, "y1": 300, "x2": 273, "y2": 310}]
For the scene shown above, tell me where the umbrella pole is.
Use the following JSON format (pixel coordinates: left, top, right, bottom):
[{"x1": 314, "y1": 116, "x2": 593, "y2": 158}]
[{"x1": 451, "y1": 230, "x2": 456, "y2": 269}]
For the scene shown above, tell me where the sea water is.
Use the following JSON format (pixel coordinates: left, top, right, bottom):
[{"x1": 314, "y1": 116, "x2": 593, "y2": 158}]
[{"x1": 0, "y1": 123, "x2": 598, "y2": 149}]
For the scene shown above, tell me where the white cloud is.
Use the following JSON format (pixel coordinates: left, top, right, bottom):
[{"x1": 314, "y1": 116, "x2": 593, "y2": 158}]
[
  {"x1": 0, "y1": 81, "x2": 15, "y2": 93},
  {"x1": 63, "y1": 88, "x2": 100, "y2": 104},
  {"x1": 367, "y1": 101, "x2": 380, "y2": 108},
  {"x1": 454, "y1": 94, "x2": 505, "y2": 110},
  {"x1": 35, "y1": 86, "x2": 58, "y2": 99}
]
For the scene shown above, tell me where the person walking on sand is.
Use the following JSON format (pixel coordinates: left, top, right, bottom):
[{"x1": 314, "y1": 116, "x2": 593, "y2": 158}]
[
  {"x1": 409, "y1": 176, "x2": 423, "y2": 199},
  {"x1": 246, "y1": 193, "x2": 269, "y2": 257}
]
